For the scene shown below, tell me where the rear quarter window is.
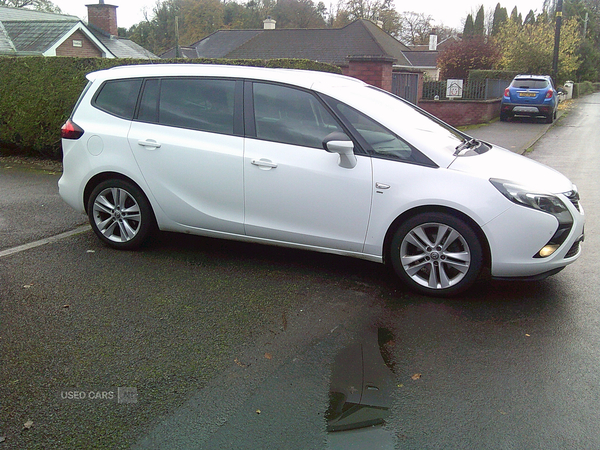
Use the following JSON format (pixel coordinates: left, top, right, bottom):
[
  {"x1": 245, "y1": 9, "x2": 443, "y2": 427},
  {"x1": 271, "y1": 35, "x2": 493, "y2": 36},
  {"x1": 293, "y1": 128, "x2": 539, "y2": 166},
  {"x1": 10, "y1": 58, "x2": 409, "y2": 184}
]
[{"x1": 93, "y1": 78, "x2": 143, "y2": 119}]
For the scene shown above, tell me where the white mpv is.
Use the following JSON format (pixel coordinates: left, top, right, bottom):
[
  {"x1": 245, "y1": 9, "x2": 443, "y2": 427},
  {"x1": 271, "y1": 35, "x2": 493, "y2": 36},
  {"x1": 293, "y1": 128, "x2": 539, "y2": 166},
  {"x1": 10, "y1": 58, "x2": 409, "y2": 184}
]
[{"x1": 59, "y1": 64, "x2": 585, "y2": 296}]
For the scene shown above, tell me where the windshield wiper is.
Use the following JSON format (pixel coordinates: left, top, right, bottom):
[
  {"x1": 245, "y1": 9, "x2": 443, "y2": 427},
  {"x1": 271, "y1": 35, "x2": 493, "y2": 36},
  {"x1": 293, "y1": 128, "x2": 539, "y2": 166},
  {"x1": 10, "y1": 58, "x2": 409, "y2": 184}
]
[{"x1": 454, "y1": 138, "x2": 481, "y2": 156}]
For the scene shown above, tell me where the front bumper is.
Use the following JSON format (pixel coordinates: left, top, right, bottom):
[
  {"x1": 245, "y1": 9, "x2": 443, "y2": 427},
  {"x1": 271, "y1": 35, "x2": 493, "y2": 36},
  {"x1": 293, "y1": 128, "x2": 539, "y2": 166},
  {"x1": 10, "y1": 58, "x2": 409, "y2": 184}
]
[{"x1": 483, "y1": 196, "x2": 584, "y2": 278}]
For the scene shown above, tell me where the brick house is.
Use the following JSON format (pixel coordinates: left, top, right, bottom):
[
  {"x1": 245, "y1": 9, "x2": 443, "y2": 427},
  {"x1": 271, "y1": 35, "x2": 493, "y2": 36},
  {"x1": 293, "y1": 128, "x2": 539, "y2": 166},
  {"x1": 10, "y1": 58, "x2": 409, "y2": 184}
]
[
  {"x1": 0, "y1": 2, "x2": 156, "y2": 58},
  {"x1": 161, "y1": 19, "x2": 422, "y2": 102}
]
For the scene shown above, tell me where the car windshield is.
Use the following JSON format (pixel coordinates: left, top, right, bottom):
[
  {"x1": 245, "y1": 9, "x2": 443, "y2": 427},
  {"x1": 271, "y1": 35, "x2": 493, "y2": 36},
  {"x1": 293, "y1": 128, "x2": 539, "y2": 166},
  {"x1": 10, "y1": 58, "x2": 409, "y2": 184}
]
[
  {"x1": 512, "y1": 79, "x2": 549, "y2": 89},
  {"x1": 330, "y1": 85, "x2": 468, "y2": 157}
]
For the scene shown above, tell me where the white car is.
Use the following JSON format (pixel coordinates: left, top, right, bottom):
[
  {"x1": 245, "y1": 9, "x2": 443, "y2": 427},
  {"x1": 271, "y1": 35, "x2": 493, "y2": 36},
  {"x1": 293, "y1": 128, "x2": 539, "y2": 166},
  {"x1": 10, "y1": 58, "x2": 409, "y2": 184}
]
[{"x1": 59, "y1": 64, "x2": 584, "y2": 296}]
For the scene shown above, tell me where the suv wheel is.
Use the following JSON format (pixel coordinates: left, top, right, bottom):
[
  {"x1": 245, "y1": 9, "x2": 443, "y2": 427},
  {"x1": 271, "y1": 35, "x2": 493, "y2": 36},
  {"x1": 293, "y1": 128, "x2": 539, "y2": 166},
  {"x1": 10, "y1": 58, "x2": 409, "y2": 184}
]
[
  {"x1": 389, "y1": 213, "x2": 483, "y2": 296},
  {"x1": 87, "y1": 179, "x2": 155, "y2": 249}
]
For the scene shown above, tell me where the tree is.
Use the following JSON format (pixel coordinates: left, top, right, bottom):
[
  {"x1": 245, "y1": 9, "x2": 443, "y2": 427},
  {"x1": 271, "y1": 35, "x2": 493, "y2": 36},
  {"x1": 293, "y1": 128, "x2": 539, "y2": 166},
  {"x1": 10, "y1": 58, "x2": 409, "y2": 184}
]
[
  {"x1": 524, "y1": 9, "x2": 536, "y2": 25},
  {"x1": 496, "y1": 17, "x2": 582, "y2": 82},
  {"x1": 437, "y1": 38, "x2": 501, "y2": 79},
  {"x1": 271, "y1": 0, "x2": 327, "y2": 28},
  {"x1": 509, "y1": 6, "x2": 523, "y2": 26},
  {"x1": 178, "y1": 0, "x2": 225, "y2": 44},
  {"x1": 474, "y1": 6, "x2": 485, "y2": 36},
  {"x1": 491, "y1": 3, "x2": 508, "y2": 35},
  {"x1": 0, "y1": 0, "x2": 60, "y2": 12},
  {"x1": 463, "y1": 14, "x2": 474, "y2": 38},
  {"x1": 397, "y1": 11, "x2": 435, "y2": 44}
]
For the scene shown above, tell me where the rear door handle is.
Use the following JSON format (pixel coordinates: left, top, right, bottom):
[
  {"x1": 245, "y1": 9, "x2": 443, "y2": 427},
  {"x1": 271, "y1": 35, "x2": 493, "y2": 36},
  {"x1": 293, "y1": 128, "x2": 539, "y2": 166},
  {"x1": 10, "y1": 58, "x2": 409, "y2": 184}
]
[
  {"x1": 138, "y1": 139, "x2": 161, "y2": 149},
  {"x1": 251, "y1": 159, "x2": 278, "y2": 169}
]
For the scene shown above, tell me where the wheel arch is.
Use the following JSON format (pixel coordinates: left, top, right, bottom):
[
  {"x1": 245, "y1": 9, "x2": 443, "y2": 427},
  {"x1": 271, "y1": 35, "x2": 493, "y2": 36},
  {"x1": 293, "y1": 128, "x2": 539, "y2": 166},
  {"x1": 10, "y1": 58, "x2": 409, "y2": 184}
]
[
  {"x1": 382, "y1": 205, "x2": 491, "y2": 270},
  {"x1": 84, "y1": 172, "x2": 148, "y2": 214}
]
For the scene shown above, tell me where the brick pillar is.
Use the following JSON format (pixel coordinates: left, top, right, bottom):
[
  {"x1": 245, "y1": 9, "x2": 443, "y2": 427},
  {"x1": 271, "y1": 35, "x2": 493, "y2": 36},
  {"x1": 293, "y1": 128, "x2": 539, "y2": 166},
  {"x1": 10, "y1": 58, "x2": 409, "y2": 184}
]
[
  {"x1": 346, "y1": 56, "x2": 394, "y2": 92},
  {"x1": 86, "y1": 2, "x2": 118, "y2": 36}
]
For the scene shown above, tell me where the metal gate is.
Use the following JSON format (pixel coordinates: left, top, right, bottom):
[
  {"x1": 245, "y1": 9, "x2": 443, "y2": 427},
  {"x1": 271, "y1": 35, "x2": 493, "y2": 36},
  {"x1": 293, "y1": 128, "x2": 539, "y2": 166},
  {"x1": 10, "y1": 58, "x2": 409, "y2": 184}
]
[{"x1": 392, "y1": 72, "x2": 419, "y2": 104}]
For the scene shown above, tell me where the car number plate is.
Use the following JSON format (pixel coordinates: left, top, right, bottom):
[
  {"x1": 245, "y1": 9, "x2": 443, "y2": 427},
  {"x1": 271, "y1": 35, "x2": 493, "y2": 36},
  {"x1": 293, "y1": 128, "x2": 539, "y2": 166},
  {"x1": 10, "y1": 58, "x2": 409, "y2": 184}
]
[{"x1": 519, "y1": 92, "x2": 537, "y2": 97}]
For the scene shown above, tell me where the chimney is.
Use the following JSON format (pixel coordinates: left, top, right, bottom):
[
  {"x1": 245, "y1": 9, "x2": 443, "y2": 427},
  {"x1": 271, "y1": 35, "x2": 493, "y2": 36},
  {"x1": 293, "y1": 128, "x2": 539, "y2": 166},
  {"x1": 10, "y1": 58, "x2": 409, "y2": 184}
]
[
  {"x1": 429, "y1": 33, "x2": 438, "y2": 51},
  {"x1": 86, "y1": 1, "x2": 119, "y2": 36},
  {"x1": 263, "y1": 16, "x2": 276, "y2": 30}
]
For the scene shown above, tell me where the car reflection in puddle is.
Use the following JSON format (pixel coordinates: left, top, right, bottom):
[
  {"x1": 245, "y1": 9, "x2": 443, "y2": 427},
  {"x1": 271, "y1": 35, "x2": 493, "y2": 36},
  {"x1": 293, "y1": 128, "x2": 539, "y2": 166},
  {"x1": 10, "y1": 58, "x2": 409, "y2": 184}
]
[{"x1": 326, "y1": 328, "x2": 397, "y2": 449}]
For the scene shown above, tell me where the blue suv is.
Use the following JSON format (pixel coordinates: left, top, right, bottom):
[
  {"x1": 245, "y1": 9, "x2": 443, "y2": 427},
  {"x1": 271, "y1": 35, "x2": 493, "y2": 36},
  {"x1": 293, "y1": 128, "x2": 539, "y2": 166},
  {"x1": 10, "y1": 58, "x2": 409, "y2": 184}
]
[{"x1": 500, "y1": 75, "x2": 558, "y2": 123}]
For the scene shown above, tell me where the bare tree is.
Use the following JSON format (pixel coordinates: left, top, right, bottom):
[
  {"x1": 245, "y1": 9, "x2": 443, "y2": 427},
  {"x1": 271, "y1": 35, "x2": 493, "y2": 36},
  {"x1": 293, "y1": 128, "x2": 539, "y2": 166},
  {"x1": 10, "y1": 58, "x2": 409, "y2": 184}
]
[{"x1": 0, "y1": 0, "x2": 61, "y2": 13}]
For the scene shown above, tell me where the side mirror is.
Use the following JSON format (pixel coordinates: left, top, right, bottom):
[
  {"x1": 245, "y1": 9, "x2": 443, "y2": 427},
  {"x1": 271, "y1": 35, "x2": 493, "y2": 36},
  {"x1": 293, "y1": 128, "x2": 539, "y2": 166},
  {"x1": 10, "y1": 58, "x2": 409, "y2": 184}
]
[{"x1": 322, "y1": 132, "x2": 357, "y2": 169}]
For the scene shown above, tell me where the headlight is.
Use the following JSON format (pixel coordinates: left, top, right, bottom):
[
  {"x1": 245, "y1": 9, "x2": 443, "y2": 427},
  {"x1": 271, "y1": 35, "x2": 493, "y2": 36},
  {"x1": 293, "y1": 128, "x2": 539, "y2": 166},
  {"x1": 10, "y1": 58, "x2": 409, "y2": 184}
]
[
  {"x1": 490, "y1": 179, "x2": 574, "y2": 258},
  {"x1": 489, "y1": 179, "x2": 572, "y2": 224}
]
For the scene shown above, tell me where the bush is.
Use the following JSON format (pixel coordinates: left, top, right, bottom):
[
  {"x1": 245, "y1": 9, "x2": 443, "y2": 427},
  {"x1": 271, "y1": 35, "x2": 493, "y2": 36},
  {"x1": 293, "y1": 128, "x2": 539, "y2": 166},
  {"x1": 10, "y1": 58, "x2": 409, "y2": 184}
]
[
  {"x1": 0, "y1": 56, "x2": 341, "y2": 159},
  {"x1": 573, "y1": 81, "x2": 600, "y2": 98}
]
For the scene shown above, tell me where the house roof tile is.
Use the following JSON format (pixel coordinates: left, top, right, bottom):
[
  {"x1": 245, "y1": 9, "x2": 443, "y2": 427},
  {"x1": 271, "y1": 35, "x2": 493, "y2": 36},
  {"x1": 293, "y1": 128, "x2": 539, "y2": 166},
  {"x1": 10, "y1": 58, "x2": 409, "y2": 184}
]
[
  {"x1": 0, "y1": 5, "x2": 155, "y2": 58},
  {"x1": 169, "y1": 20, "x2": 413, "y2": 67}
]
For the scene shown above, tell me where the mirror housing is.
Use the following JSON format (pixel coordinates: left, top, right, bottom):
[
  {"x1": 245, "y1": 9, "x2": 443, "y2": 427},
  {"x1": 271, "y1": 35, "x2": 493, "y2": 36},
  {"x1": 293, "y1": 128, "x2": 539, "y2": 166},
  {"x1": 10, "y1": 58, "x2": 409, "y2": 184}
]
[{"x1": 323, "y1": 132, "x2": 357, "y2": 169}]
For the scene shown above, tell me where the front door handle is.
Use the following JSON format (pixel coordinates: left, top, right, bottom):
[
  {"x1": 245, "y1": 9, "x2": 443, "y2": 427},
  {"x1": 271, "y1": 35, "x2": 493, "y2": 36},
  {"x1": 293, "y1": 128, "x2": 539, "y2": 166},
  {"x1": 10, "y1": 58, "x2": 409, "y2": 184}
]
[
  {"x1": 251, "y1": 159, "x2": 278, "y2": 169},
  {"x1": 138, "y1": 139, "x2": 161, "y2": 149}
]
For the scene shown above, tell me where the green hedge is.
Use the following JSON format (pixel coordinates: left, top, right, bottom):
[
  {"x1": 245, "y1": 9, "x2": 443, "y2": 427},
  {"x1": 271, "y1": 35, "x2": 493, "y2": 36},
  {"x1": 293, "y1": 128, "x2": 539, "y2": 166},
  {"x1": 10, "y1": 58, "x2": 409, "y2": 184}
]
[
  {"x1": 468, "y1": 69, "x2": 520, "y2": 81},
  {"x1": 0, "y1": 56, "x2": 341, "y2": 159},
  {"x1": 573, "y1": 81, "x2": 600, "y2": 98}
]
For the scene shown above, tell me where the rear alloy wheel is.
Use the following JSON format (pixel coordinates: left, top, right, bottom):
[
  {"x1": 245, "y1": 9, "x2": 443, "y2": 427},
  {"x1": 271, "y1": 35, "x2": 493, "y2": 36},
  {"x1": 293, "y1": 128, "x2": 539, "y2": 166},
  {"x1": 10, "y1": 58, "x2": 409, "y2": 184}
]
[
  {"x1": 390, "y1": 213, "x2": 483, "y2": 297},
  {"x1": 87, "y1": 179, "x2": 155, "y2": 250}
]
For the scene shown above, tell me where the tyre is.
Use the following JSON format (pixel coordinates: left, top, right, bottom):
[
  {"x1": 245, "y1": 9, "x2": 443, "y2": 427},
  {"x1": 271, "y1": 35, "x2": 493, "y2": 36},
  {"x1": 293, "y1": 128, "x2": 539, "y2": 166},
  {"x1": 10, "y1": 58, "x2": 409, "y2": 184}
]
[
  {"x1": 87, "y1": 179, "x2": 155, "y2": 250},
  {"x1": 389, "y1": 212, "x2": 483, "y2": 297},
  {"x1": 500, "y1": 112, "x2": 508, "y2": 122},
  {"x1": 545, "y1": 113, "x2": 553, "y2": 124}
]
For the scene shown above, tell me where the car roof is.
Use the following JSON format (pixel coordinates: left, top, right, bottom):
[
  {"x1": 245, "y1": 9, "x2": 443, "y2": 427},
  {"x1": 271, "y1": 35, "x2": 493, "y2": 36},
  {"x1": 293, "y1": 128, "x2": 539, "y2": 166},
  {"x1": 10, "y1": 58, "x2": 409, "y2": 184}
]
[{"x1": 86, "y1": 64, "x2": 366, "y2": 92}]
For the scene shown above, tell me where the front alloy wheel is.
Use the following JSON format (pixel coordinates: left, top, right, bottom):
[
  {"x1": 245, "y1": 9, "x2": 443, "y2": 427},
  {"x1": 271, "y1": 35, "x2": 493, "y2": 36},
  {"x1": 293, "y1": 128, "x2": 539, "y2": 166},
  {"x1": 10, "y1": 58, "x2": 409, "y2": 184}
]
[
  {"x1": 390, "y1": 213, "x2": 483, "y2": 296},
  {"x1": 88, "y1": 179, "x2": 154, "y2": 249}
]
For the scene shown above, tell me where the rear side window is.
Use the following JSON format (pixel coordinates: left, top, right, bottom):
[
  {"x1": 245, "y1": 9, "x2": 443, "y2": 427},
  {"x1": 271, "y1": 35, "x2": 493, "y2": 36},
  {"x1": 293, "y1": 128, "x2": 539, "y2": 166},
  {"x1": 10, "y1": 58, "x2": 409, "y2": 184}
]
[
  {"x1": 138, "y1": 78, "x2": 236, "y2": 135},
  {"x1": 93, "y1": 78, "x2": 142, "y2": 119}
]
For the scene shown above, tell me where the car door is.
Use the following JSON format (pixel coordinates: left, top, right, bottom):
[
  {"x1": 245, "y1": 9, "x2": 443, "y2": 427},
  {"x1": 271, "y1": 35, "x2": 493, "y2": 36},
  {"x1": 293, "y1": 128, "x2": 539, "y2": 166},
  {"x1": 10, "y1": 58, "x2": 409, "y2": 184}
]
[
  {"x1": 128, "y1": 77, "x2": 245, "y2": 234},
  {"x1": 243, "y1": 81, "x2": 373, "y2": 252}
]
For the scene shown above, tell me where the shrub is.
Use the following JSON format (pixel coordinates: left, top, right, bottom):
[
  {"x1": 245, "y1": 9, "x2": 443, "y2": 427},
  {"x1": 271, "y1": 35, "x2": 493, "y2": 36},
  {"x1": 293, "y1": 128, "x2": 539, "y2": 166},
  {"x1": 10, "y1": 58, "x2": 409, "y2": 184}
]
[{"x1": 0, "y1": 56, "x2": 341, "y2": 159}]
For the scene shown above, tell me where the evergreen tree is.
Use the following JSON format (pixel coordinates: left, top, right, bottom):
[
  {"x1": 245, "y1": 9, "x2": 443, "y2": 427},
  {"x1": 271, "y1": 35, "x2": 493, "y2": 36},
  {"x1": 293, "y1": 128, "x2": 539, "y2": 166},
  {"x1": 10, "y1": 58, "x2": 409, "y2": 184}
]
[
  {"x1": 491, "y1": 3, "x2": 508, "y2": 35},
  {"x1": 463, "y1": 14, "x2": 475, "y2": 38},
  {"x1": 474, "y1": 6, "x2": 485, "y2": 36}
]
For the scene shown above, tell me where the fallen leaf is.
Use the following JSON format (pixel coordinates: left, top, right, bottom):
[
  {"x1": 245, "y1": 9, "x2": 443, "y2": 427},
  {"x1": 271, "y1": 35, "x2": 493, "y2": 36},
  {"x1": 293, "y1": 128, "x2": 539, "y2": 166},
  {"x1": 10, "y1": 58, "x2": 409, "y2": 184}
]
[
  {"x1": 411, "y1": 373, "x2": 422, "y2": 380},
  {"x1": 397, "y1": 383, "x2": 404, "y2": 388},
  {"x1": 525, "y1": 334, "x2": 531, "y2": 337},
  {"x1": 86, "y1": 250, "x2": 95, "y2": 253},
  {"x1": 256, "y1": 409, "x2": 261, "y2": 414},
  {"x1": 23, "y1": 420, "x2": 33, "y2": 430},
  {"x1": 264, "y1": 353, "x2": 272, "y2": 360},
  {"x1": 234, "y1": 358, "x2": 249, "y2": 368},
  {"x1": 23, "y1": 285, "x2": 33, "y2": 289},
  {"x1": 63, "y1": 305, "x2": 70, "y2": 308},
  {"x1": 0, "y1": 436, "x2": 5, "y2": 442}
]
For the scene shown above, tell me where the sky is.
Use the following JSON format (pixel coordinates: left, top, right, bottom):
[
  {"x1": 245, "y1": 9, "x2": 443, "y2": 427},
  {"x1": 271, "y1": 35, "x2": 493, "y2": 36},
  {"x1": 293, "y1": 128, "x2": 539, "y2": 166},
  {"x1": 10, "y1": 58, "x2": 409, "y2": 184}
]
[{"x1": 52, "y1": 0, "x2": 547, "y2": 31}]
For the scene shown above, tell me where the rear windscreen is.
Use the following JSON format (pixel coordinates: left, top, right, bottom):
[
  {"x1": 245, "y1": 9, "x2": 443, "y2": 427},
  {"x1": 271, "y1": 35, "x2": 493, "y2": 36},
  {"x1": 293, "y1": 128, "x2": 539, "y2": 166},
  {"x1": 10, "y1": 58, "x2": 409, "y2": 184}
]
[{"x1": 511, "y1": 79, "x2": 549, "y2": 89}]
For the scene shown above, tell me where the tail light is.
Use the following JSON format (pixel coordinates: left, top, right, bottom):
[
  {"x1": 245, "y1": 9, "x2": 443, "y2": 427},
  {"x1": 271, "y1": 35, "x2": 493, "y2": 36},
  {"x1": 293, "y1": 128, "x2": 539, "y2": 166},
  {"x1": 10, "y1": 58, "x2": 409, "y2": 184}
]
[
  {"x1": 545, "y1": 89, "x2": 554, "y2": 99},
  {"x1": 504, "y1": 88, "x2": 510, "y2": 97},
  {"x1": 61, "y1": 119, "x2": 84, "y2": 140}
]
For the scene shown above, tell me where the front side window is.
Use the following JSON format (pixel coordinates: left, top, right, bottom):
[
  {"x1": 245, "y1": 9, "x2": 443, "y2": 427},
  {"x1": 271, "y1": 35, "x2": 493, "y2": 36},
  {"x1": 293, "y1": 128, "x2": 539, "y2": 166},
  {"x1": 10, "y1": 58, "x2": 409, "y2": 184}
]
[
  {"x1": 252, "y1": 83, "x2": 343, "y2": 148},
  {"x1": 333, "y1": 101, "x2": 429, "y2": 164},
  {"x1": 138, "y1": 78, "x2": 236, "y2": 135},
  {"x1": 93, "y1": 78, "x2": 142, "y2": 119}
]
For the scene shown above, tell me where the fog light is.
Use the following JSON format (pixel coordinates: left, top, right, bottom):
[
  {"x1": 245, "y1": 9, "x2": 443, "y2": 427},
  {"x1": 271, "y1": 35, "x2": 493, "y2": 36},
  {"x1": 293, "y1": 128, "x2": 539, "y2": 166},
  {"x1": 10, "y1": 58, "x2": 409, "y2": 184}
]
[{"x1": 539, "y1": 245, "x2": 560, "y2": 258}]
